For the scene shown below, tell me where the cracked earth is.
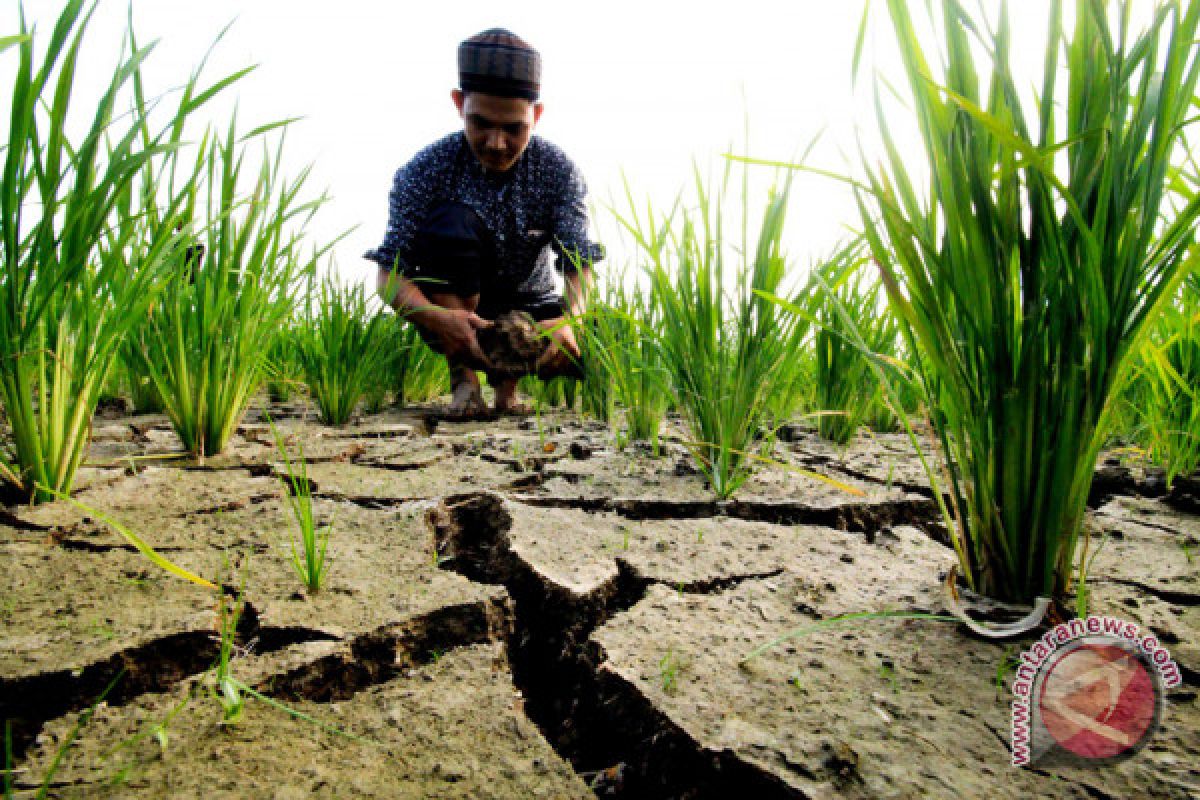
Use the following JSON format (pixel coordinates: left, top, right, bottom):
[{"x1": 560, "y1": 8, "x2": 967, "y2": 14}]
[{"x1": 2, "y1": 403, "x2": 1197, "y2": 798}]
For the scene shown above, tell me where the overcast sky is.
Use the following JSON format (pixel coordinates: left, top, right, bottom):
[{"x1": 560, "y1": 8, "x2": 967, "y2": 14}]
[{"x1": 7, "y1": 1, "x2": 1078, "y2": 287}]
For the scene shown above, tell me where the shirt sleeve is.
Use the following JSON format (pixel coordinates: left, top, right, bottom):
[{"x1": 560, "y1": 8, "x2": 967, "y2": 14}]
[
  {"x1": 550, "y1": 158, "x2": 605, "y2": 275},
  {"x1": 363, "y1": 148, "x2": 443, "y2": 273}
]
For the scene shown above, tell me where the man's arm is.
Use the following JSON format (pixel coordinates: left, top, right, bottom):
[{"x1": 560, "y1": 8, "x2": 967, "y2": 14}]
[
  {"x1": 377, "y1": 268, "x2": 491, "y2": 367},
  {"x1": 563, "y1": 263, "x2": 594, "y2": 317}
]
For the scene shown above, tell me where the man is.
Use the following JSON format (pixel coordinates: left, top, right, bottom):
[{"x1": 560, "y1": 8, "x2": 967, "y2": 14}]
[{"x1": 366, "y1": 28, "x2": 603, "y2": 419}]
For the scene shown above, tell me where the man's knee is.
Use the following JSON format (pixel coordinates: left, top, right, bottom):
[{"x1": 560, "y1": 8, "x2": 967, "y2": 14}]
[{"x1": 407, "y1": 201, "x2": 493, "y2": 298}]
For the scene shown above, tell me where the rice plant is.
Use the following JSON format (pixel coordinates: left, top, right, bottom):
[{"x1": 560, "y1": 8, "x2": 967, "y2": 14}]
[
  {"x1": 519, "y1": 374, "x2": 577, "y2": 410},
  {"x1": 139, "y1": 120, "x2": 325, "y2": 455},
  {"x1": 0, "y1": 2, "x2": 241, "y2": 501},
  {"x1": 118, "y1": 334, "x2": 165, "y2": 413},
  {"x1": 265, "y1": 323, "x2": 305, "y2": 404},
  {"x1": 619, "y1": 165, "x2": 807, "y2": 498},
  {"x1": 574, "y1": 269, "x2": 670, "y2": 450},
  {"x1": 849, "y1": 0, "x2": 1200, "y2": 604},
  {"x1": 295, "y1": 276, "x2": 395, "y2": 425},
  {"x1": 212, "y1": 589, "x2": 245, "y2": 726},
  {"x1": 863, "y1": 352, "x2": 922, "y2": 433},
  {"x1": 811, "y1": 244, "x2": 899, "y2": 445},
  {"x1": 270, "y1": 419, "x2": 331, "y2": 594},
  {"x1": 392, "y1": 319, "x2": 451, "y2": 406},
  {"x1": 1135, "y1": 274, "x2": 1200, "y2": 487}
]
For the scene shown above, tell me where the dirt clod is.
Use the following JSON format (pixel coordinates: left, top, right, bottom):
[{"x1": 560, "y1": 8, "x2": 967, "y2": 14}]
[{"x1": 479, "y1": 311, "x2": 544, "y2": 379}]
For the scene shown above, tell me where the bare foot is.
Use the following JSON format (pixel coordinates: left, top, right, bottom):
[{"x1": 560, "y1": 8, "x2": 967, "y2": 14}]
[
  {"x1": 493, "y1": 378, "x2": 533, "y2": 416},
  {"x1": 445, "y1": 375, "x2": 489, "y2": 420}
]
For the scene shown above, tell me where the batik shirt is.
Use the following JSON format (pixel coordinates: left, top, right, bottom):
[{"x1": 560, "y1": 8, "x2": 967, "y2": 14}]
[{"x1": 364, "y1": 132, "x2": 603, "y2": 296}]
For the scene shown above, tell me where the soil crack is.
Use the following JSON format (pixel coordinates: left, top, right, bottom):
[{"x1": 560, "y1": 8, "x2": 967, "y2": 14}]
[
  {"x1": 1094, "y1": 578, "x2": 1200, "y2": 607},
  {"x1": 625, "y1": 563, "x2": 786, "y2": 595},
  {"x1": 261, "y1": 598, "x2": 512, "y2": 704},
  {"x1": 427, "y1": 492, "x2": 816, "y2": 798},
  {"x1": 0, "y1": 603, "x2": 338, "y2": 764},
  {"x1": 510, "y1": 492, "x2": 940, "y2": 535}
]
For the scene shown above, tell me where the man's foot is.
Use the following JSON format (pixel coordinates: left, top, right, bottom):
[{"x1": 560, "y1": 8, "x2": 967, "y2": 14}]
[
  {"x1": 444, "y1": 370, "x2": 490, "y2": 420},
  {"x1": 493, "y1": 378, "x2": 533, "y2": 416}
]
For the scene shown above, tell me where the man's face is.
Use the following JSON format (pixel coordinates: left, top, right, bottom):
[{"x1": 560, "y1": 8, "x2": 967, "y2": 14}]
[{"x1": 453, "y1": 90, "x2": 543, "y2": 173}]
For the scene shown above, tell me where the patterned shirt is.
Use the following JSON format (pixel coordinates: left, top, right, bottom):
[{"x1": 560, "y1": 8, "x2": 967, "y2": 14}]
[{"x1": 364, "y1": 132, "x2": 603, "y2": 296}]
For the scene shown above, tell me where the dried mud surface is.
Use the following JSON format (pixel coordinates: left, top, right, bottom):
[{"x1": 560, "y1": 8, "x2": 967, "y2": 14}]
[
  {"x1": 21, "y1": 644, "x2": 591, "y2": 800},
  {"x1": 4, "y1": 403, "x2": 1199, "y2": 798}
]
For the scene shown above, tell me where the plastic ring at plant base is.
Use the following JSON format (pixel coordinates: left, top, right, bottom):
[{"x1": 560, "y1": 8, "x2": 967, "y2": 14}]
[{"x1": 944, "y1": 566, "x2": 1051, "y2": 640}]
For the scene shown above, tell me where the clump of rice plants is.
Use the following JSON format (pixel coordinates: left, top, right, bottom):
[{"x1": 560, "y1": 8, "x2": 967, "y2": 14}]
[
  {"x1": 810, "y1": 244, "x2": 899, "y2": 445},
  {"x1": 619, "y1": 166, "x2": 807, "y2": 498},
  {"x1": 0, "y1": 3, "x2": 241, "y2": 501},
  {"x1": 118, "y1": 315, "x2": 169, "y2": 414},
  {"x1": 295, "y1": 276, "x2": 395, "y2": 425},
  {"x1": 852, "y1": 0, "x2": 1200, "y2": 605},
  {"x1": 265, "y1": 324, "x2": 305, "y2": 404},
  {"x1": 1134, "y1": 274, "x2": 1200, "y2": 487},
  {"x1": 139, "y1": 121, "x2": 325, "y2": 454},
  {"x1": 391, "y1": 319, "x2": 451, "y2": 407},
  {"x1": 518, "y1": 374, "x2": 577, "y2": 410},
  {"x1": 575, "y1": 268, "x2": 670, "y2": 451}
]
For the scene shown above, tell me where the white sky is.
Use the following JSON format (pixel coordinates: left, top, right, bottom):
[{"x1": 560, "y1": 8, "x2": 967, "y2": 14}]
[{"x1": 6, "y1": 1, "x2": 1084, "y2": 288}]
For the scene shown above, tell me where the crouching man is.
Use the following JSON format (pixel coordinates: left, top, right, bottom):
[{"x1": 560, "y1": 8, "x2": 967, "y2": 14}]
[{"x1": 366, "y1": 28, "x2": 603, "y2": 419}]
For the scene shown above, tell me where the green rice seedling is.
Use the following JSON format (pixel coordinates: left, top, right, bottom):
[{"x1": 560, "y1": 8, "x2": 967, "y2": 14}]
[
  {"x1": 617, "y1": 165, "x2": 808, "y2": 498},
  {"x1": 519, "y1": 374, "x2": 577, "y2": 410},
  {"x1": 265, "y1": 323, "x2": 305, "y2": 404},
  {"x1": 765, "y1": 339, "x2": 815, "y2": 429},
  {"x1": 212, "y1": 589, "x2": 245, "y2": 726},
  {"x1": 574, "y1": 266, "x2": 670, "y2": 451},
  {"x1": 295, "y1": 276, "x2": 395, "y2": 425},
  {"x1": 391, "y1": 317, "x2": 451, "y2": 407},
  {"x1": 118, "y1": 335, "x2": 165, "y2": 413},
  {"x1": 139, "y1": 119, "x2": 325, "y2": 455},
  {"x1": 269, "y1": 418, "x2": 331, "y2": 593},
  {"x1": 577, "y1": 339, "x2": 616, "y2": 424},
  {"x1": 863, "y1": 349, "x2": 922, "y2": 433},
  {"x1": 847, "y1": 0, "x2": 1200, "y2": 605},
  {"x1": 0, "y1": 2, "x2": 243, "y2": 501},
  {"x1": 1134, "y1": 275, "x2": 1200, "y2": 487},
  {"x1": 810, "y1": 243, "x2": 899, "y2": 445}
]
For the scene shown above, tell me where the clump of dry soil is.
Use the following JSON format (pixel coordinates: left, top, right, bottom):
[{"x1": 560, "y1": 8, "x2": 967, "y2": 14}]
[{"x1": 479, "y1": 311, "x2": 544, "y2": 379}]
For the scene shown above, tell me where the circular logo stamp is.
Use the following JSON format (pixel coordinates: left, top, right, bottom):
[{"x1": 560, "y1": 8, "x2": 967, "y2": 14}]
[{"x1": 1030, "y1": 636, "x2": 1164, "y2": 764}]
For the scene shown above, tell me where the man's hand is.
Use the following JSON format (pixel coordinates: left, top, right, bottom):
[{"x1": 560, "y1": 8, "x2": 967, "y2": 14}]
[
  {"x1": 429, "y1": 308, "x2": 493, "y2": 369},
  {"x1": 535, "y1": 321, "x2": 581, "y2": 377}
]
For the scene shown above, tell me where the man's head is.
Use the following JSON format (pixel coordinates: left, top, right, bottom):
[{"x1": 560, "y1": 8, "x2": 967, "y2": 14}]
[{"x1": 454, "y1": 29, "x2": 544, "y2": 174}]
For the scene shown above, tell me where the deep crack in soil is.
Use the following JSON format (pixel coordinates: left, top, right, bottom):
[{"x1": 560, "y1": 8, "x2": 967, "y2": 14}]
[
  {"x1": 428, "y1": 492, "x2": 820, "y2": 798},
  {"x1": 262, "y1": 598, "x2": 513, "y2": 703},
  {"x1": 0, "y1": 600, "x2": 338, "y2": 763},
  {"x1": 511, "y1": 492, "x2": 940, "y2": 536}
]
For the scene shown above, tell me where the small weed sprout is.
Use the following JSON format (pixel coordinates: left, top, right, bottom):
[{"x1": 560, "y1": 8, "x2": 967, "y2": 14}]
[
  {"x1": 994, "y1": 647, "x2": 1020, "y2": 697},
  {"x1": 878, "y1": 660, "x2": 899, "y2": 694},
  {"x1": 659, "y1": 648, "x2": 682, "y2": 695},
  {"x1": 270, "y1": 419, "x2": 332, "y2": 594},
  {"x1": 430, "y1": 544, "x2": 452, "y2": 570}
]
